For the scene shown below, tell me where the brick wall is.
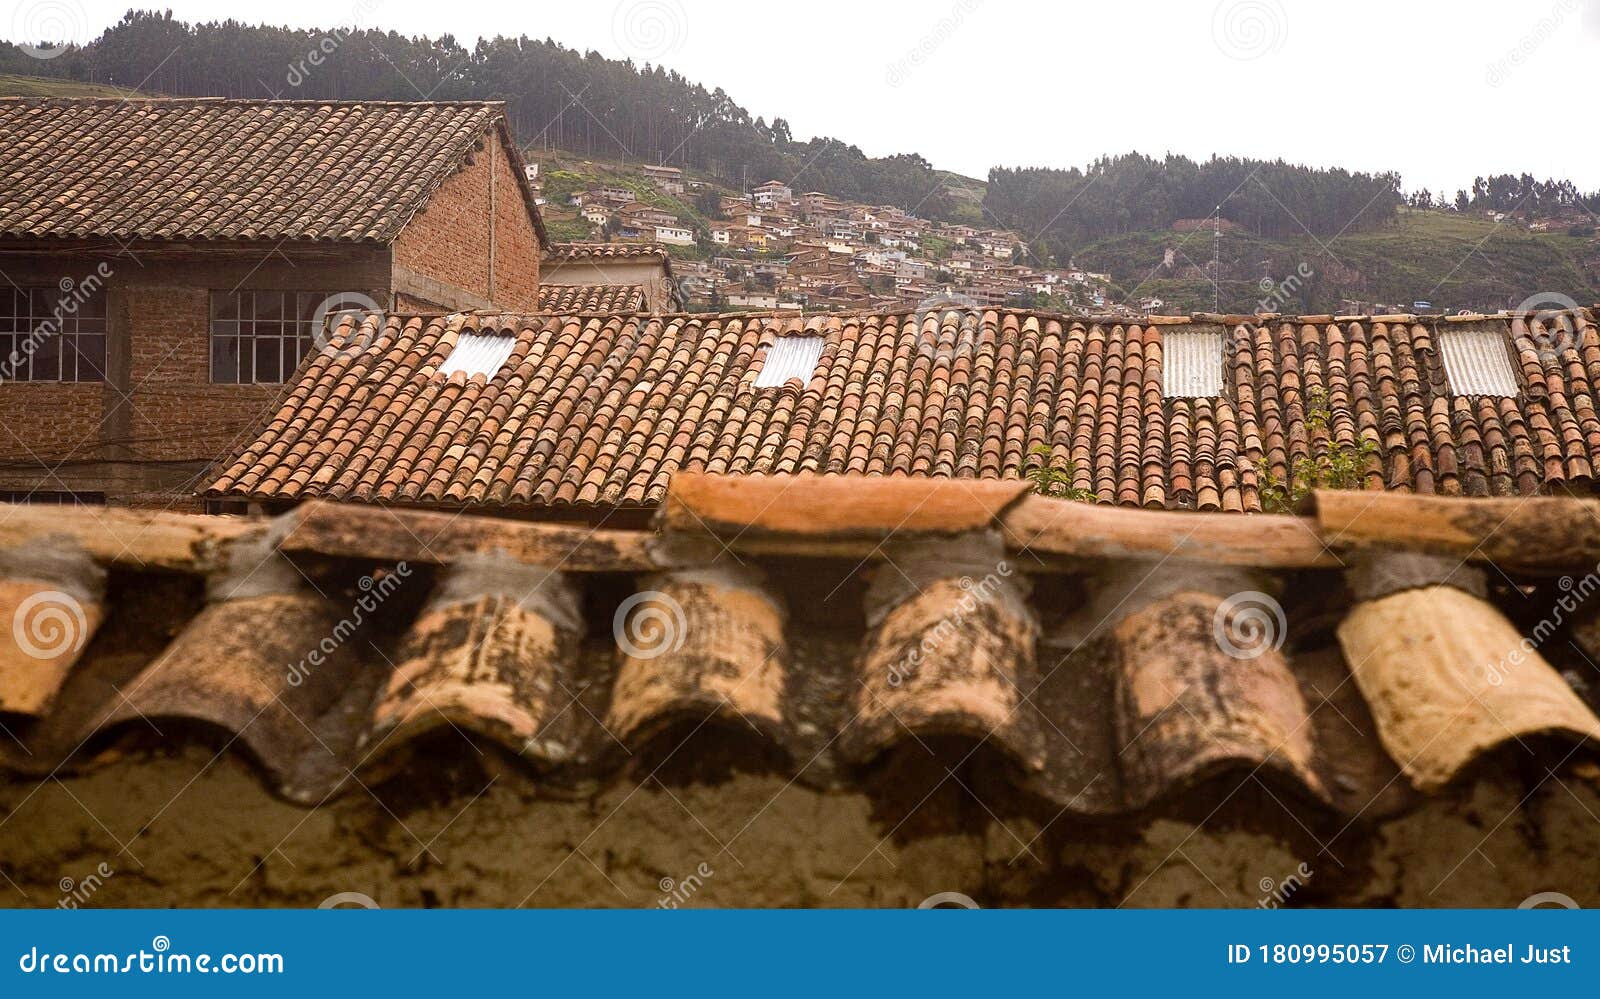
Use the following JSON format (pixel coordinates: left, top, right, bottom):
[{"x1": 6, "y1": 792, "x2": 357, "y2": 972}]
[
  {"x1": 0, "y1": 248, "x2": 388, "y2": 507},
  {"x1": 392, "y1": 130, "x2": 542, "y2": 310}
]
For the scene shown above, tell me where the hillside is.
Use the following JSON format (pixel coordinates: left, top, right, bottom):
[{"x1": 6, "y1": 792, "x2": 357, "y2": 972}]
[
  {"x1": 1075, "y1": 211, "x2": 1600, "y2": 315},
  {"x1": 0, "y1": 72, "x2": 136, "y2": 97}
]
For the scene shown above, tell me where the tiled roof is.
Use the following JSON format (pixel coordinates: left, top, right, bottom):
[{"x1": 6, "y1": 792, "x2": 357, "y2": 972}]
[
  {"x1": 4, "y1": 477, "x2": 1598, "y2": 810},
  {"x1": 537, "y1": 284, "x2": 647, "y2": 312},
  {"x1": 0, "y1": 98, "x2": 544, "y2": 244},
  {"x1": 545, "y1": 241, "x2": 671, "y2": 262},
  {"x1": 208, "y1": 307, "x2": 1600, "y2": 510}
]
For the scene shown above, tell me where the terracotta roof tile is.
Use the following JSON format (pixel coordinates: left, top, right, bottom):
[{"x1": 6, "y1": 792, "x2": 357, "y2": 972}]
[
  {"x1": 537, "y1": 284, "x2": 647, "y2": 312},
  {"x1": 0, "y1": 98, "x2": 539, "y2": 243},
  {"x1": 5, "y1": 487, "x2": 1600, "y2": 813},
  {"x1": 209, "y1": 307, "x2": 1600, "y2": 511}
]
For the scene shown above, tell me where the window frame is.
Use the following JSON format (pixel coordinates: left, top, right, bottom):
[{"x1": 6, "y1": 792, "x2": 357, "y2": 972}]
[
  {"x1": 209, "y1": 290, "x2": 342, "y2": 385},
  {"x1": 0, "y1": 282, "x2": 108, "y2": 384}
]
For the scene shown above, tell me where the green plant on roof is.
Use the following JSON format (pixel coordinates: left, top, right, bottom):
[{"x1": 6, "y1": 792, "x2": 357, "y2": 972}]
[
  {"x1": 1024, "y1": 445, "x2": 1097, "y2": 501},
  {"x1": 1256, "y1": 388, "x2": 1377, "y2": 513}
]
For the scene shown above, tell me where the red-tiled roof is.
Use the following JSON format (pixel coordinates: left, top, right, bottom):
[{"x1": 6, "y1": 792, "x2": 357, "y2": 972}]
[
  {"x1": 206, "y1": 307, "x2": 1600, "y2": 510},
  {"x1": 537, "y1": 284, "x2": 647, "y2": 312},
  {"x1": 5, "y1": 480, "x2": 1600, "y2": 811},
  {"x1": 0, "y1": 98, "x2": 546, "y2": 244},
  {"x1": 545, "y1": 241, "x2": 671, "y2": 262}
]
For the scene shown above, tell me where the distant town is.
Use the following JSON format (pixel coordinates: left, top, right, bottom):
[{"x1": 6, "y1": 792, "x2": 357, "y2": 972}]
[{"x1": 525, "y1": 160, "x2": 1136, "y2": 314}]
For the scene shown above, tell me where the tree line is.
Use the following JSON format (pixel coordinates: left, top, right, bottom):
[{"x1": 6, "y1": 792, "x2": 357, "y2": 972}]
[
  {"x1": 1, "y1": 10, "x2": 957, "y2": 218},
  {"x1": 982, "y1": 153, "x2": 1406, "y2": 260}
]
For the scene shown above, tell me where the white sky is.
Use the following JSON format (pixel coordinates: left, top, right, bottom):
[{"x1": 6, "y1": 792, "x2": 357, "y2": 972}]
[{"x1": 23, "y1": 0, "x2": 1600, "y2": 193}]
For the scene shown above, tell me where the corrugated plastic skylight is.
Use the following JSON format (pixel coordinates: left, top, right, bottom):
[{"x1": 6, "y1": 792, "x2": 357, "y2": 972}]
[
  {"x1": 1161, "y1": 329, "x2": 1224, "y2": 398},
  {"x1": 438, "y1": 333, "x2": 516, "y2": 378},
  {"x1": 755, "y1": 335, "x2": 825, "y2": 387},
  {"x1": 1439, "y1": 327, "x2": 1519, "y2": 397}
]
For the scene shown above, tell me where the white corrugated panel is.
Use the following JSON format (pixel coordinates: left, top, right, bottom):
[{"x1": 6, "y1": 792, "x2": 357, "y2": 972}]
[
  {"x1": 438, "y1": 332, "x2": 517, "y2": 378},
  {"x1": 755, "y1": 335, "x2": 825, "y2": 387},
  {"x1": 1439, "y1": 327, "x2": 1519, "y2": 397},
  {"x1": 1161, "y1": 329, "x2": 1224, "y2": 398}
]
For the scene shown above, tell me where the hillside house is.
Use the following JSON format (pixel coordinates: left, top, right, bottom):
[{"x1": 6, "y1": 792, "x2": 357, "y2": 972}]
[
  {"x1": 0, "y1": 97, "x2": 546, "y2": 508},
  {"x1": 539, "y1": 242, "x2": 680, "y2": 313}
]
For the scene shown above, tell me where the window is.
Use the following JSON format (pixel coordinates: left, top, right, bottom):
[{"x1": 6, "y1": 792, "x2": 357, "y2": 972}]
[
  {"x1": 438, "y1": 333, "x2": 517, "y2": 378},
  {"x1": 0, "y1": 490, "x2": 105, "y2": 505},
  {"x1": 210, "y1": 291, "x2": 349, "y2": 384},
  {"x1": 0, "y1": 284, "x2": 107, "y2": 382},
  {"x1": 1161, "y1": 329, "x2": 1224, "y2": 398},
  {"x1": 754, "y1": 335, "x2": 825, "y2": 387},
  {"x1": 1439, "y1": 327, "x2": 1519, "y2": 397}
]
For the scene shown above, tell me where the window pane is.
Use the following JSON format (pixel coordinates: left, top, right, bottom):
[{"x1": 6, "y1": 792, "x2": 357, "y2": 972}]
[
  {"x1": 255, "y1": 291, "x2": 284, "y2": 322},
  {"x1": 28, "y1": 332, "x2": 60, "y2": 381},
  {"x1": 0, "y1": 334, "x2": 14, "y2": 377},
  {"x1": 253, "y1": 337, "x2": 281, "y2": 383},
  {"x1": 211, "y1": 292, "x2": 239, "y2": 322},
  {"x1": 212, "y1": 335, "x2": 239, "y2": 383},
  {"x1": 75, "y1": 335, "x2": 106, "y2": 382}
]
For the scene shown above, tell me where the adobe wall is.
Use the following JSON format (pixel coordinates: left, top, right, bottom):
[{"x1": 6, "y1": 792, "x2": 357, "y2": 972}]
[{"x1": 1, "y1": 745, "x2": 1593, "y2": 908}]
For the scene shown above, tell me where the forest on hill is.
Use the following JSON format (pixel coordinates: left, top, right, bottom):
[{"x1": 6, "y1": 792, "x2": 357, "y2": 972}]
[{"x1": 5, "y1": 10, "x2": 1596, "y2": 312}]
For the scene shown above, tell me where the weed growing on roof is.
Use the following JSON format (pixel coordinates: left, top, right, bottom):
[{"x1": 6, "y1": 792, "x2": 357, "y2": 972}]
[
  {"x1": 1023, "y1": 445, "x2": 1096, "y2": 501},
  {"x1": 1256, "y1": 389, "x2": 1376, "y2": 513}
]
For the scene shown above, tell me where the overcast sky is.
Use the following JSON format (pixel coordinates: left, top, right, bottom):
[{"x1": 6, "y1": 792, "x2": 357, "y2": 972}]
[{"x1": 22, "y1": 0, "x2": 1600, "y2": 193}]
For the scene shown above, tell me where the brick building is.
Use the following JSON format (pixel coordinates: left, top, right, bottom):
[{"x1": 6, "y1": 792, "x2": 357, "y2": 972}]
[{"x1": 0, "y1": 98, "x2": 547, "y2": 508}]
